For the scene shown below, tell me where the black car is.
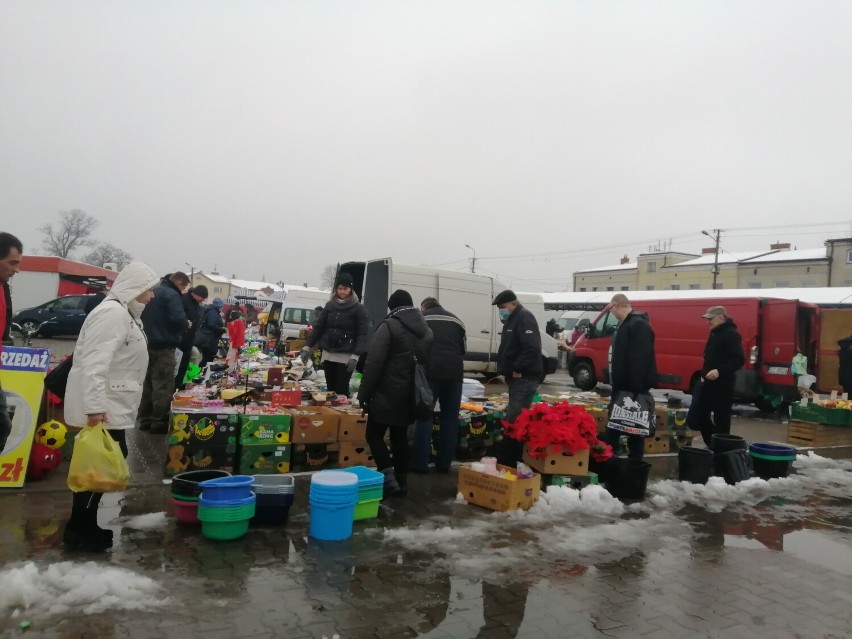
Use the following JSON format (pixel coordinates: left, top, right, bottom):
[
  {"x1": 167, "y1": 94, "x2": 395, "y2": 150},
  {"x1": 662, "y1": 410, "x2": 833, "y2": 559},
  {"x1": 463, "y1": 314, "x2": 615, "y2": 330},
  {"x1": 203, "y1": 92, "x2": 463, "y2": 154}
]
[{"x1": 12, "y1": 293, "x2": 105, "y2": 337}]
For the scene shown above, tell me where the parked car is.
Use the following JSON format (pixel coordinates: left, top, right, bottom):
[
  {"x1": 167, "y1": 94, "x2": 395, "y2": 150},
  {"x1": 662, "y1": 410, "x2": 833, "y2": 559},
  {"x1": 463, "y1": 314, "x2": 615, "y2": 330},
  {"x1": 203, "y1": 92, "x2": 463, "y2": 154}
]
[{"x1": 12, "y1": 293, "x2": 105, "y2": 337}]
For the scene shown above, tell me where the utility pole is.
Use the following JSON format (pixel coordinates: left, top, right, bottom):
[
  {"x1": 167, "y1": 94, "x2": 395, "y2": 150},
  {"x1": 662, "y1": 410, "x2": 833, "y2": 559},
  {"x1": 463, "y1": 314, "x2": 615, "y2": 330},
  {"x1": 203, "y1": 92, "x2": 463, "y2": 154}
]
[
  {"x1": 702, "y1": 229, "x2": 721, "y2": 289},
  {"x1": 465, "y1": 244, "x2": 477, "y2": 273},
  {"x1": 185, "y1": 262, "x2": 197, "y2": 287}
]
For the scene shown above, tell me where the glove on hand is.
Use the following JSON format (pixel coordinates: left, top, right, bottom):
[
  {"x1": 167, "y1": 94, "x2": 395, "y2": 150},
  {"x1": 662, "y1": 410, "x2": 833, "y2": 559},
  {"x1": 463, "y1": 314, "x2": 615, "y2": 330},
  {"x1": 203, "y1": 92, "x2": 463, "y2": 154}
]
[{"x1": 346, "y1": 354, "x2": 358, "y2": 374}]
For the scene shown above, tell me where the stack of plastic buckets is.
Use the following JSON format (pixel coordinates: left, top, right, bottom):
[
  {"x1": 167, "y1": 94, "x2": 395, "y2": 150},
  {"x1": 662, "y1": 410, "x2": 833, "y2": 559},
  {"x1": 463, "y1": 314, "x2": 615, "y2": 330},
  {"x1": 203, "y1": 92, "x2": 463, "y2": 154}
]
[
  {"x1": 251, "y1": 475, "x2": 295, "y2": 525},
  {"x1": 170, "y1": 469, "x2": 231, "y2": 525},
  {"x1": 341, "y1": 466, "x2": 384, "y2": 520},
  {"x1": 198, "y1": 475, "x2": 256, "y2": 540},
  {"x1": 748, "y1": 442, "x2": 797, "y2": 479},
  {"x1": 309, "y1": 471, "x2": 358, "y2": 540}
]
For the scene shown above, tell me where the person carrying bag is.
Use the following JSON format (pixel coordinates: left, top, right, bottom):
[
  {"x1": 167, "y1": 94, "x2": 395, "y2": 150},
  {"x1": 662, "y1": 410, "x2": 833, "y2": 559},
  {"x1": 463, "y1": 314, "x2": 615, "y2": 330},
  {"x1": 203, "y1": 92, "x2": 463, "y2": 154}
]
[{"x1": 62, "y1": 261, "x2": 160, "y2": 552}]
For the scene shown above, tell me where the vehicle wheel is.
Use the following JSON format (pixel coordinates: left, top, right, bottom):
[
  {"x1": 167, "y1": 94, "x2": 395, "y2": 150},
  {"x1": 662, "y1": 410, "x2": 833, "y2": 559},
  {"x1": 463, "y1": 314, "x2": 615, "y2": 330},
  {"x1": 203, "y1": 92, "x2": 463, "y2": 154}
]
[{"x1": 572, "y1": 361, "x2": 597, "y2": 391}]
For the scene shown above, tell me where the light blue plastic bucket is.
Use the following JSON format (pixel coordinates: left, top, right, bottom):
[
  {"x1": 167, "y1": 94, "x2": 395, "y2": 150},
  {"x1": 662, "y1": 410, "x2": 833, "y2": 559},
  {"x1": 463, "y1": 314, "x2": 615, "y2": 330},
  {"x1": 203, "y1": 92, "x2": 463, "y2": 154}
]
[
  {"x1": 309, "y1": 496, "x2": 357, "y2": 540},
  {"x1": 310, "y1": 471, "x2": 359, "y2": 503}
]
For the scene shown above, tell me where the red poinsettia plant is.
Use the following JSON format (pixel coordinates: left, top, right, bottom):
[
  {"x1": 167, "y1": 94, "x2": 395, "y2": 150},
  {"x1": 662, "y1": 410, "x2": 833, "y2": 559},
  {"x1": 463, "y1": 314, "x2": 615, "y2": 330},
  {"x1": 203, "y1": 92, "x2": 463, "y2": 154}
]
[{"x1": 504, "y1": 401, "x2": 613, "y2": 462}]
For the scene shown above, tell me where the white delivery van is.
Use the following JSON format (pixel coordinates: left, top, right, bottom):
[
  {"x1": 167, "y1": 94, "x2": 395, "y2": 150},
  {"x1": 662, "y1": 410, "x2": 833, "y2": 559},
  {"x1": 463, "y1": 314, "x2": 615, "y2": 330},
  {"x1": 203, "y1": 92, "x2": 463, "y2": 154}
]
[
  {"x1": 278, "y1": 287, "x2": 331, "y2": 340},
  {"x1": 337, "y1": 259, "x2": 559, "y2": 379}
]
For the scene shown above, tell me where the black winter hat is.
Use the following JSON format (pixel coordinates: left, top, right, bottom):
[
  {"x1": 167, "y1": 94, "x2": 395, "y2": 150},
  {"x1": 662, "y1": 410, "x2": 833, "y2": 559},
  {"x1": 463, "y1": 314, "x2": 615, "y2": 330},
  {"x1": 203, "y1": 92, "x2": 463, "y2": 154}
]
[
  {"x1": 492, "y1": 289, "x2": 517, "y2": 305},
  {"x1": 336, "y1": 272, "x2": 355, "y2": 288},
  {"x1": 388, "y1": 289, "x2": 413, "y2": 310},
  {"x1": 190, "y1": 285, "x2": 209, "y2": 299}
]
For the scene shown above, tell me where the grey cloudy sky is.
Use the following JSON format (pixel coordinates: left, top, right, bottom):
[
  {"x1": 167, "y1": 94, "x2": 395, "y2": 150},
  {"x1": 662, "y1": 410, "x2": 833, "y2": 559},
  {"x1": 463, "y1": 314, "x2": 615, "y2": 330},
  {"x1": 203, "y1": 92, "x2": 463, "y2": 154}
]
[{"x1": 2, "y1": 1, "x2": 851, "y2": 291}]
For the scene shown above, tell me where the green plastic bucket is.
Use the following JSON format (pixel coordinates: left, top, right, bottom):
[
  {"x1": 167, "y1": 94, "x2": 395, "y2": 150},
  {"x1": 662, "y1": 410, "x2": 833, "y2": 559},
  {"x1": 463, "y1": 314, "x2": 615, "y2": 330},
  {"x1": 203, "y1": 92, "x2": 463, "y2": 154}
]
[
  {"x1": 353, "y1": 498, "x2": 381, "y2": 521},
  {"x1": 201, "y1": 519, "x2": 250, "y2": 541}
]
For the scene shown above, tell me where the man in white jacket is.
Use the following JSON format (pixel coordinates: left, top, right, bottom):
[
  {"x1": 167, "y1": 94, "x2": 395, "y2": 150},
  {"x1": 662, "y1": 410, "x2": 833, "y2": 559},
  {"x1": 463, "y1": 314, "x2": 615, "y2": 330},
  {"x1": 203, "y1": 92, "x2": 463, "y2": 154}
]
[{"x1": 63, "y1": 261, "x2": 159, "y2": 552}]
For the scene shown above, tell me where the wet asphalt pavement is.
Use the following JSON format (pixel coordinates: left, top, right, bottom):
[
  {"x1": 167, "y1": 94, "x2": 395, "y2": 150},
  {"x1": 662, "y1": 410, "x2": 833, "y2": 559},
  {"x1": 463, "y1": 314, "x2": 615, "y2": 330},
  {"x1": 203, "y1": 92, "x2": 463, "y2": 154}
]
[{"x1": 1, "y1": 343, "x2": 851, "y2": 638}]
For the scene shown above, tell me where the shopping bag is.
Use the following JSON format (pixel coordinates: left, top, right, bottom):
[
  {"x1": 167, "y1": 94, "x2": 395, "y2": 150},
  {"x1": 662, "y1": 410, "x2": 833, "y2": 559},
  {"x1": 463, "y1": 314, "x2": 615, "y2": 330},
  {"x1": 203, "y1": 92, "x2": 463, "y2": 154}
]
[
  {"x1": 606, "y1": 391, "x2": 656, "y2": 437},
  {"x1": 43, "y1": 354, "x2": 74, "y2": 400},
  {"x1": 412, "y1": 357, "x2": 434, "y2": 416},
  {"x1": 67, "y1": 423, "x2": 130, "y2": 493}
]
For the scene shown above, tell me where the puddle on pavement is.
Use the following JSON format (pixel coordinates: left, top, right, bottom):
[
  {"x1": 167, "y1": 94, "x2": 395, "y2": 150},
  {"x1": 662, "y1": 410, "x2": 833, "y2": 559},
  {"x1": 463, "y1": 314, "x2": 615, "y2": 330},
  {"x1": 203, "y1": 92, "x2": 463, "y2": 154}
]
[{"x1": 725, "y1": 529, "x2": 852, "y2": 576}]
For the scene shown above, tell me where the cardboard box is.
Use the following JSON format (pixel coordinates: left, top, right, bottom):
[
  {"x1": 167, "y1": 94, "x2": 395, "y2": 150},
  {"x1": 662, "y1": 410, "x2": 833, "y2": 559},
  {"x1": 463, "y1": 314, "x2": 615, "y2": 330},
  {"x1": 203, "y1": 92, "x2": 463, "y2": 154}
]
[
  {"x1": 458, "y1": 463, "x2": 541, "y2": 512},
  {"x1": 267, "y1": 367, "x2": 285, "y2": 386},
  {"x1": 270, "y1": 382, "x2": 303, "y2": 407},
  {"x1": 239, "y1": 444, "x2": 292, "y2": 474},
  {"x1": 655, "y1": 406, "x2": 688, "y2": 431},
  {"x1": 165, "y1": 443, "x2": 235, "y2": 477},
  {"x1": 338, "y1": 442, "x2": 376, "y2": 468},
  {"x1": 644, "y1": 432, "x2": 672, "y2": 454},
  {"x1": 240, "y1": 413, "x2": 292, "y2": 445},
  {"x1": 290, "y1": 443, "x2": 340, "y2": 472},
  {"x1": 335, "y1": 410, "x2": 368, "y2": 442},
  {"x1": 523, "y1": 446, "x2": 590, "y2": 476},
  {"x1": 289, "y1": 406, "x2": 340, "y2": 443},
  {"x1": 169, "y1": 411, "x2": 240, "y2": 448}
]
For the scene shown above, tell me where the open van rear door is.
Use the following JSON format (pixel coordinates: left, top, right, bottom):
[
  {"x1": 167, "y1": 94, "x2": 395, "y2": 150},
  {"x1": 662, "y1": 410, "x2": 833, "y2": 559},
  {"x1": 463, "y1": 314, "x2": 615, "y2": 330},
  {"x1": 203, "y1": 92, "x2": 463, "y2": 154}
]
[
  {"x1": 338, "y1": 258, "x2": 391, "y2": 333},
  {"x1": 816, "y1": 308, "x2": 852, "y2": 391},
  {"x1": 759, "y1": 299, "x2": 798, "y2": 393}
]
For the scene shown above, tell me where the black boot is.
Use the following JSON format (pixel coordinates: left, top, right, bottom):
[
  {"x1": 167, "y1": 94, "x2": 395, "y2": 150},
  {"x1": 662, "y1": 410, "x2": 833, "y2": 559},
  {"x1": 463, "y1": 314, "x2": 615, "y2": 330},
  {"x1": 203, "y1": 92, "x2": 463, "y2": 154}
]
[
  {"x1": 381, "y1": 468, "x2": 401, "y2": 498},
  {"x1": 394, "y1": 472, "x2": 408, "y2": 498},
  {"x1": 64, "y1": 492, "x2": 112, "y2": 552}
]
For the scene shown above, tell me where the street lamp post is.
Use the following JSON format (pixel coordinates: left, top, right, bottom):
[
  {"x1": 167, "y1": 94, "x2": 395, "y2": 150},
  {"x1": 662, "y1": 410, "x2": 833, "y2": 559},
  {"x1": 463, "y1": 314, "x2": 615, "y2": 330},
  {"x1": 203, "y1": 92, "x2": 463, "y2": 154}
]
[
  {"x1": 465, "y1": 244, "x2": 477, "y2": 273},
  {"x1": 701, "y1": 230, "x2": 721, "y2": 290},
  {"x1": 185, "y1": 262, "x2": 197, "y2": 287}
]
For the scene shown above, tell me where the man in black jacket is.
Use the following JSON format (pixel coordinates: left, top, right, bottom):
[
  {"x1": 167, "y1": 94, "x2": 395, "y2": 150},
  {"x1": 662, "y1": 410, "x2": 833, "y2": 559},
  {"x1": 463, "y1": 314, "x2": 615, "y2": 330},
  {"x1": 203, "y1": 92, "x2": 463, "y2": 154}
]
[
  {"x1": 492, "y1": 289, "x2": 542, "y2": 466},
  {"x1": 138, "y1": 271, "x2": 190, "y2": 433},
  {"x1": 604, "y1": 294, "x2": 657, "y2": 460},
  {"x1": 175, "y1": 284, "x2": 208, "y2": 389},
  {"x1": 693, "y1": 306, "x2": 745, "y2": 447},
  {"x1": 411, "y1": 297, "x2": 467, "y2": 473}
]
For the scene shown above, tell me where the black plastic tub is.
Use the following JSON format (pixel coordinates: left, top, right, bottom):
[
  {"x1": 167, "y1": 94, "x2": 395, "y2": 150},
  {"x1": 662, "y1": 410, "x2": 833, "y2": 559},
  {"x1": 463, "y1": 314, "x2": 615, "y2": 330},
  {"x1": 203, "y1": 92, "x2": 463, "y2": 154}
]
[
  {"x1": 171, "y1": 470, "x2": 232, "y2": 499},
  {"x1": 678, "y1": 446, "x2": 714, "y2": 484},
  {"x1": 714, "y1": 449, "x2": 751, "y2": 485},
  {"x1": 251, "y1": 492, "x2": 295, "y2": 526},
  {"x1": 605, "y1": 458, "x2": 651, "y2": 500}
]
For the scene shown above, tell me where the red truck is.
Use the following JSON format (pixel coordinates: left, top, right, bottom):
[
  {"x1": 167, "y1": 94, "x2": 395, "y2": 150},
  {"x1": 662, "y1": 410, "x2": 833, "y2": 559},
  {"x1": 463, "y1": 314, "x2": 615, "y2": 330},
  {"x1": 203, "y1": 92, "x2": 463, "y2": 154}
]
[{"x1": 567, "y1": 296, "x2": 852, "y2": 410}]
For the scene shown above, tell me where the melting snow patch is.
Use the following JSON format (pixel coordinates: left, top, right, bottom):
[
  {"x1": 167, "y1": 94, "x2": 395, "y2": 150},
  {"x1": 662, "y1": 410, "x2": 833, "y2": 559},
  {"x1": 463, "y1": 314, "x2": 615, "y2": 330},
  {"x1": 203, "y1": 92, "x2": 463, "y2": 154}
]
[
  {"x1": 122, "y1": 512, "x2": 169, "y2": 530},
  {"x1": 0, "y1": 561, "x2": 167, "y2": 617}
]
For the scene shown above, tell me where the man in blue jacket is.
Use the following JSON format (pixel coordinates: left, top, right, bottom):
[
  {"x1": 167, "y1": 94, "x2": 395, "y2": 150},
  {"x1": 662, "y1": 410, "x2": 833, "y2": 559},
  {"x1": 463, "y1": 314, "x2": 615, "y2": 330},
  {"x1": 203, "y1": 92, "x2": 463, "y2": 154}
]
[
  {"x1": 138, "y1": 271, "x2": 190, "y2": 433},
  {"x1": 492, "y1": 289, "x2": 542, "y2": 466}
]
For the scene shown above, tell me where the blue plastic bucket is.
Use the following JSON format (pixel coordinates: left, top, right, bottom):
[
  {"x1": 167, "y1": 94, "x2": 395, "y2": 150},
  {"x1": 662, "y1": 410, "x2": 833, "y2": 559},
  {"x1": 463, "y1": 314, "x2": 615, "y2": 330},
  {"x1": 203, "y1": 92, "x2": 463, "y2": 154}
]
[
  {"x1": 309, "y1": 497, "x2": 356, "y2": 540},
  {"x1": 339, "y1": 466, "x2": 384, "y2": 488},
  {"x1": 199, "y1": 475, "x2": 255, "y2": 502},
  {"x1": 747, "y1": 442, "x2": 796, "y2": 460},
  {"x1": 310, "y1": 471, "x2": 359, "y2": 503},
  {"x1": 199, "y1": 493, "x2": 257, "y2": 509}
]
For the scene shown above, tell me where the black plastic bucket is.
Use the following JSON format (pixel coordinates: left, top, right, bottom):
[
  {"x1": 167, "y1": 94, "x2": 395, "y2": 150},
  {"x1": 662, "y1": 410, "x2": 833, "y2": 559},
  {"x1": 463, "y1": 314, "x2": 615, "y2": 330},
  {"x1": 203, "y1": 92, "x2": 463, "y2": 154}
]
[
  {"x1": 678, "y1": 446, "x2": 714, "y2": 484},
  {"x1": 747, "y1": 443, "x2": 796, "y2": 480},
  {"x1": 251, "y1": 492, "x2": 294, "y2": 526},
  {"x1": 605, "y1": 458, "x2": 652, "y2": 500},
  {"x1": 171, "y1": 470, "x2": 232, "y2": 500},
  {"x1": 714, "y1": 449, "x2": 751, "y2": 485},
  {"x1": 711, "y1": 433, "x2": 747, "y2": 454}
]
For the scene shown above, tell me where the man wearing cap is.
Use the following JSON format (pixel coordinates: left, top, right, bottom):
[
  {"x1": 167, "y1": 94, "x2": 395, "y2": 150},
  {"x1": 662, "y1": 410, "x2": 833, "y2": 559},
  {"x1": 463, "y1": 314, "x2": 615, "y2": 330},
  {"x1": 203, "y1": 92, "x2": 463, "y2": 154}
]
[
  {"x1": 492, "y1": 289, "x2": 542, "y2": 466},
  {"x1": 138, "y1": 271, "x2": 190, "y2": 433},
  {"x1": 693, "y1": 306, "x2": 744, "y2": 447},
  {"x1": 195, "y1": 298, "x2": 226, "y2": 368},
  {"x1": 175, "y1": 284, "x2": 208, "y2": 389}
]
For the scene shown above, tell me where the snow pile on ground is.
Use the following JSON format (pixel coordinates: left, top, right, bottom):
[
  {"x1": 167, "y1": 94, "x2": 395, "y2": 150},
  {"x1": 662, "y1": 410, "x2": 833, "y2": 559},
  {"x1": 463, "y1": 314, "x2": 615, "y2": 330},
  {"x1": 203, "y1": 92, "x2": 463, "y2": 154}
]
[
  {"x1": 0, "y1": 561, "x2": 166, "y2": 616},
  {"x1": 121, "y1": 512, "x2": 168, "y2": 530}
]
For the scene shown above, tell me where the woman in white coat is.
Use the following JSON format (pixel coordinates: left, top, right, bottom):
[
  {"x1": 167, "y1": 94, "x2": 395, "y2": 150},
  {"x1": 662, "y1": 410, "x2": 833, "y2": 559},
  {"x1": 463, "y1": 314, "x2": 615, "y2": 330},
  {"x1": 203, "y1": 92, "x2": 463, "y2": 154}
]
[{"x1": 63, "y1": 261, "x2": 160, "y2": 552}]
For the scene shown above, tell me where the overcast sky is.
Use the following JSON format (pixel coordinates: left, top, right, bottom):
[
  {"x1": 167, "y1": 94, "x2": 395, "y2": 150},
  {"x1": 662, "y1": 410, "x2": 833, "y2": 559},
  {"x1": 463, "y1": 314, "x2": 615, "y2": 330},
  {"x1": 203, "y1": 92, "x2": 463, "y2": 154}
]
[{"x1": 1, "y1": 1, "x2": 851, "y2": 291}]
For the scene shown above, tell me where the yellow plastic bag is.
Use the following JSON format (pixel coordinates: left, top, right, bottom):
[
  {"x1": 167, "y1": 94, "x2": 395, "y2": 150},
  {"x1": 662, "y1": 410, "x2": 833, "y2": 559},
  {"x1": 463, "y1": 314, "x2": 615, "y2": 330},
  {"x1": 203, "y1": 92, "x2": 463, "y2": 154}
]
[{"x1": 67, "y1": 423, "x2": 130, "y2": 493}]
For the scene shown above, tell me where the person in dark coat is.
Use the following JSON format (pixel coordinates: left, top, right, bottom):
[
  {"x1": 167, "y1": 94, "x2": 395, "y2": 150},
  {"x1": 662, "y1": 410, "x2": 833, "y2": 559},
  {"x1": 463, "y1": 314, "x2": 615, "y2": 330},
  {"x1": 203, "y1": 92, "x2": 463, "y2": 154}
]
[
  {"x1": 303, "y1": 272, "x2": 372, "y2": 396},
  {"x1": 195, "y1": 298, "x2": 226, "y2": 368},
  {"x1": 838, "y1": 335, "x2": 852, "y2": 396},
  {"x1": 692, "y1": 305, "x2": 745, "y2": 447},
  {"x1": 359, "y1": 289, "x2": 433, "y2": 497},
  {"x1": 603, "y1": 294, "x2": 657, "y2": 460},
  {"x1": 175, "y1": 285, "x2": 208, "y2": 389},
  {"x1": 411, "y1": 297, "x2": 467, "y2": 473},
  {"x1": 545, "y1": 317, "x2": 560, "y2": 337},
  {"x1": 138, "y1": 271, "x2": 190, "y2": 433},
  {"x1": 0, "y1": 232, "x2": 23, "y2": 452},
  {"x1": 492, "y1": 289, "x2": 543, "y2": 467}
]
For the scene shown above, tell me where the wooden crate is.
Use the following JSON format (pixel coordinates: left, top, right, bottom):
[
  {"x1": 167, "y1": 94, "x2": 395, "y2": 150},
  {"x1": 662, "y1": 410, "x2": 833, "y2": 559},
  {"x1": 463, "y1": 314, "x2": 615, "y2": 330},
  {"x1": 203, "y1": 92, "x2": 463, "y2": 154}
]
[{"x1": 786, "y1": 420, "x2": 852, "y2": 447}]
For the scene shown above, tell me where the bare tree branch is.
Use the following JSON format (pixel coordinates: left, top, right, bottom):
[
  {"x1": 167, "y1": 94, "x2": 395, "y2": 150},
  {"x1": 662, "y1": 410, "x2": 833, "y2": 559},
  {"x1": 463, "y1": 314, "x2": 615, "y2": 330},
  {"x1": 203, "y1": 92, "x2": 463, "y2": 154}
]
[
  {"x1": 320, "y1": 264, "x2": 337, "y2": 290},
  {"x1": 83, "y1": 242, "x2": 133, "y2": 270},
  {"x1": 39, "y1": 209, "x2": 99, "y2": 258}
]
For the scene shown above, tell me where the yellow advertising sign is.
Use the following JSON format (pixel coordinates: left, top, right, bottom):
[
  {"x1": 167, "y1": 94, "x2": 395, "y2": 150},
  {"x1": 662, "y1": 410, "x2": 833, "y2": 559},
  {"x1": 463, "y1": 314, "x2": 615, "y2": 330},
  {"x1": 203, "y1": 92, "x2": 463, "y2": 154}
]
[{"x1": 0, "y1": 347, "x2": 51, "y2": 488}]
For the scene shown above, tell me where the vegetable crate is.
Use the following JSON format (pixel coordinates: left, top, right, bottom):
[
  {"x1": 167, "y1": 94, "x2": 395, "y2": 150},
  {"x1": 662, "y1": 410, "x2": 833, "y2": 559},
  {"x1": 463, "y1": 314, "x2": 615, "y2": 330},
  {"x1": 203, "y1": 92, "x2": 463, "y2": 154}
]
[{"x1": 786, "y1": 420, "x2": 852, "y2": 447}]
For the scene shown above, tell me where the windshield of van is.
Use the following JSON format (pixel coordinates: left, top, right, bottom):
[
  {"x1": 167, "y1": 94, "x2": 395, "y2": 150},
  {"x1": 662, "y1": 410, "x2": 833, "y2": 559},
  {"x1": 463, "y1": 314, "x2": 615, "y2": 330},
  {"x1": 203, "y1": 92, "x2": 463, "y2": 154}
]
[
  {"x1": 588, "y1": 310, "x2": 620, "y2": 338},
  {"x1": 557, "y1": 318, "x2": 577, "y2": 331}
]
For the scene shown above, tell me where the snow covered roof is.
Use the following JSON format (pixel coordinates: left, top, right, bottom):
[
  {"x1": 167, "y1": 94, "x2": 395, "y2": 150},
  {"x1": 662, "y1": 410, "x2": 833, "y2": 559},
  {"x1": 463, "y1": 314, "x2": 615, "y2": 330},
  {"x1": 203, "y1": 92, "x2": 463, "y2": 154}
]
[
  {"x1": 200, "y1": 272, "x2": 230, "y2": 284},
  {"x1": 665, "y1": 251, "x2": 772, "y2": 267},
  {"x1": 230, "y1": 279, "x2": 283, "y2": 292},
  {"x1": 740, "y1": 248, "x2": 828, "y2": 263},
  {"x1": 574, "y1": 262, "x2": 638, "y2": 274}
]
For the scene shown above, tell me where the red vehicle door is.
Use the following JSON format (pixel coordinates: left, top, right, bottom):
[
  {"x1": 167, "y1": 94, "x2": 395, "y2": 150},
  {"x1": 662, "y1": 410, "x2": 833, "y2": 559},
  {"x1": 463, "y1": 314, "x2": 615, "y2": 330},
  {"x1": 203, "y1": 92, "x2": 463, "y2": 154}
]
[{"x1": 759, "y1": 299, "x2": 798, "y2": 392}]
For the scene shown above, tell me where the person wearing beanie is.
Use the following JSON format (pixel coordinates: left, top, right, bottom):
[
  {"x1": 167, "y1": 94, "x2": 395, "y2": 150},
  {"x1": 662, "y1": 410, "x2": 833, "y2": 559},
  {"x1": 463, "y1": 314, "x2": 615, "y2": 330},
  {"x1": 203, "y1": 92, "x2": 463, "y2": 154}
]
[
  {"x1": 194, "y1": 297, "x2": 227, "y2": 369},
  {"x1": 358, "y1": 289, "x2": 433, "y2": 497},
  {"x1": 491, "y1": 289, "x2": 543, "y2": 466},
  {"x1": 175, "y1": 284, "x2": 209, "y2": 389},
  {"x1": 411, "y1": 296, "x2": 466, "y2": 474},
  {"x1": 303, "y1": 271, "x2": 372, "y2": 395}
]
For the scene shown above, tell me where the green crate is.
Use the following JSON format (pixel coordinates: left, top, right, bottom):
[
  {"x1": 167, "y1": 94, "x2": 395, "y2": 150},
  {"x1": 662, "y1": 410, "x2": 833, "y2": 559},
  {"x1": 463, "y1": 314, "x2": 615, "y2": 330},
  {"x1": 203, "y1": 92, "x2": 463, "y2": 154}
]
[{"x1": 790, "y1": 403, "x2": 852, "y2": 426}]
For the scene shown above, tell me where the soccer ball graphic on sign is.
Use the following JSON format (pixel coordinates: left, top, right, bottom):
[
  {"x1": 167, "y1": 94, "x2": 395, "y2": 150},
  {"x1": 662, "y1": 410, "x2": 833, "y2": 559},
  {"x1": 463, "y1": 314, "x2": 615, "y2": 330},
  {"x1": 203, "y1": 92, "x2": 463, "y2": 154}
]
[{"x1": 35, "y1": 420, "x2": 68, "y2": 449}]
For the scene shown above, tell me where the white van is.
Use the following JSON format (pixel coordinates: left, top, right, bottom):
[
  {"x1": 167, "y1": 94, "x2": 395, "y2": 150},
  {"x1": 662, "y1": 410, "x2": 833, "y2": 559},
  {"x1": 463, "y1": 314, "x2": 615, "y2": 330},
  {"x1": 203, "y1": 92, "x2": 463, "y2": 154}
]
[
  {"x1": 278, "y1": 288, "x2": 331, "y2": 340},
  {"x1": 337, "y1": 259, "x2": 559, "y2": 379}
]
